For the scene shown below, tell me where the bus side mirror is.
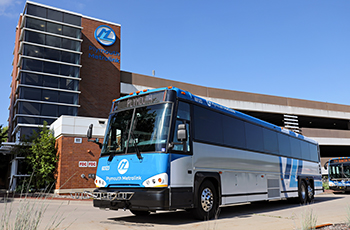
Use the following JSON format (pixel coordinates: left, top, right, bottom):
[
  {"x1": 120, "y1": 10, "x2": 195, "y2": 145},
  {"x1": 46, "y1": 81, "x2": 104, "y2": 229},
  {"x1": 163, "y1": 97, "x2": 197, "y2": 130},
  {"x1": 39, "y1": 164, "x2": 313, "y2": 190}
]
[
  {"x1": 87, "y1": 124, "x2": 93, "y2": 139},
  {"x1": 87, "y1": 124, "x2": 102, "y2": 149},
  {"x1": 177, "y1": 124, "x2": 187, "y2": 142}
]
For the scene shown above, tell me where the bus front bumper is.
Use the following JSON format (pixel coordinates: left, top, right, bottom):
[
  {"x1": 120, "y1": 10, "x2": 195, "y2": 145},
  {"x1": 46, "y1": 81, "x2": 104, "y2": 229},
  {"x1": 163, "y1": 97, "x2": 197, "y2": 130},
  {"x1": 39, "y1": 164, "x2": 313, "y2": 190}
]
[
  {"x1": 329, "y1": 186, "x2": 350, "y2": 191},
  {"x1": 92, "y1": 187, "x2": 169, "y2": 211}
]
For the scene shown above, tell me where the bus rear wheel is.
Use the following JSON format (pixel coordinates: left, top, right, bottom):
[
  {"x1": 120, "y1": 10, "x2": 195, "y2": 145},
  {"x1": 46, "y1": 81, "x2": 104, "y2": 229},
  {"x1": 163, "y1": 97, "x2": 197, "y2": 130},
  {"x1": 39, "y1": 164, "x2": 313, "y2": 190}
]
[
  {"x1": 191, "y1": 180, "x2": 219, "y2": 220},
  {"x1": 298, "y1": 180, "x2": 308, "y2": 204},
  {"x1": 307, "y1": 182, "x2": 314, "y2": 202}
]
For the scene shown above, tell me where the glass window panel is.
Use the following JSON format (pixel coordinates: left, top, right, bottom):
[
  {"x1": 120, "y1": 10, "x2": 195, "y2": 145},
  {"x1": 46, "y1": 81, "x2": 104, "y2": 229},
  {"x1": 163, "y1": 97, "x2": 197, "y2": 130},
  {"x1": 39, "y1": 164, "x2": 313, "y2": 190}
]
[
  {"x1": 290, "y1": 137, "x2": 302, "y2": 159},
  {"x1": 19, "y1": 127, "x2": 39, "y2": 141},
  {"x1": 26, "y1": 4, "x2": 46, "y2": 18},
  {"x1": 42, "y1": 75, "x2": 59, "y2": 88},
  {"x1": 301, "y1": 141, "x2": 310, "y2": 161},
  {"x1": 43, "y1": 62, "x2": 59, "y2": 74},
  {"x1": 278, "y1": 134, "x2": 292, "y2": 157},
  {"x1": 25, "y1": 17, "x2": 46, "y2": 31},
  {"x1": 60, "y1": 65, "x2": 79, "y2": 77},
  {"x1": 59, "y1": 92, "x2": 77, "y2": 104},
  {"x1": 177, "y1": 101, "x2": 190, "y2": 120},
  {"x1": 19, "y1": 87, "x2": 41, "y2": 100},
  {"x1": 309, "y1": 144, "x2": 319, "y2": 162},
  {"x1": 42, "y1": 90, "x2": 58, "y2": 102},
  {"x1": 62, "y1": 38, "x2": 80, "y2": 51},
  {"x1": 44, "y1": 48, "x2": 60, "y2": 61},
  {"x1": 23, "y1": 44, "x2": 44, "y2": 58},
  {"x1": 62, "y1": 26, "x2": 80, "y2": 38},
  {"x1": 263, "y1": 128, "x2": 279, "y2": 154},
  {"x1": 25, "y1": 31, "x2": 45, "y2": 44},
  {"x1": 22, "y1": 58, "x2": 42, "y2": 72},
  {"x1": 63, "y1": 13, "x2": 81, "y2": 26},
  {"x1": 61, "y1": 51, "x2": 73, "y2": 63},
  {"x1": 18, "y1": 116, "x2": 40, "y2": 124},
  {"x1": 58, "y1": 106, "x2": 77, "y2": 116},
  {"x1": 41, "y1": 104, "x2": 57, "y2": 117},
  {"x1": 20, "y1": 102, "x2": 40, "y2": 115},
  {"x1": 60, "y1": 78, "x2": 77, "y2": 90},
  {"x1": 21, "y1": 73, "x2": 42, "y2": 86},
  {"x1": 47, "y1": 22, "x2": 62, "y2": 35},
  {"x1": 245, "y1": 122, "x2": 264, "y2": 152},
  {"x1": 46, "y1": 35, "x2": 61, "y2": 48},
  {"x1": 193, "y1": 105, "x2": 223, "y2": 145},
  {"x1": 41, "y1": 118, "x2": 56, "y2": 125},
  {"x1": 222, "y1": 115, "x2": 246, "y2": 149},
  {"x1": 47, "y1": 9, "x2": 63, "y2": 22}
]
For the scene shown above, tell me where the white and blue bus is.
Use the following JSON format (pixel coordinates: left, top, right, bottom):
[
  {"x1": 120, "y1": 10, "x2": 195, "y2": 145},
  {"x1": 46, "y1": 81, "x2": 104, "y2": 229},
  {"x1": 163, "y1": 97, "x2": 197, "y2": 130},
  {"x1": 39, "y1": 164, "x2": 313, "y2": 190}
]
[
  {"x1": 87, "y1": 86, "x2": 323, "y2": 220},
  {"x1": 325, "y1": 157, "x2": 350, "y2": 192}
]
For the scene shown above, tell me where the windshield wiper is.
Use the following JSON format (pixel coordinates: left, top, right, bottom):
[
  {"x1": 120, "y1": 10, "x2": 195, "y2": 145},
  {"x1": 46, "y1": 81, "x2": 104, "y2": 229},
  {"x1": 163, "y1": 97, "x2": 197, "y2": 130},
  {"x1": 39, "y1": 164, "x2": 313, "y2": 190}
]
[{"x1": 130, "y1": 131, "x2": 143, "y2": 160}]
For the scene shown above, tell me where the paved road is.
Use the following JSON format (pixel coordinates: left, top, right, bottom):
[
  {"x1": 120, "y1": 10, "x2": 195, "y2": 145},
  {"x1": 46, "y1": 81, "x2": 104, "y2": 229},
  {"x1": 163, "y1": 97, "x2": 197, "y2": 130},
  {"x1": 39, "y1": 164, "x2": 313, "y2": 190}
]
[{"x1": 1, "y1": 192, "x2": 349, "y2": 230}]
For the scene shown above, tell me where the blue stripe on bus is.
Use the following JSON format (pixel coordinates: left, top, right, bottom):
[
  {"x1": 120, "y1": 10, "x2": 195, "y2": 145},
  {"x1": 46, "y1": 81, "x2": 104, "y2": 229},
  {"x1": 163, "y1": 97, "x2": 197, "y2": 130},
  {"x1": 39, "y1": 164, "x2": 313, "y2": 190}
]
[
  {"x1": 297, "y1": 160, "x2": 303, "y2": 175},
  {"x1": 279, "y1": 157, "x2": 288, "y2": 198},
  {"x1": 284, "y1": 158, "x2": 292, "y2": 179},
  {"x1": 290, "y1": 159, "x2": 298, "y2": 188}
]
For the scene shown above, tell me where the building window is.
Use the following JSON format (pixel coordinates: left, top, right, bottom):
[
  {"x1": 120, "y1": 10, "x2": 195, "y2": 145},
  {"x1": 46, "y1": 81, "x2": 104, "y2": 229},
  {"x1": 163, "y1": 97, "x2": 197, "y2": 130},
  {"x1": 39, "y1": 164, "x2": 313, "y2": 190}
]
[
  {"x1": 24, "y1": 30, "x2": 81, "y2": 52},
  {"x1": 20, "y1": 72, "x2": 79, "y2": 90},
  {"x1": 26, "y1": 3, "x2": 81, "y2": 26},
  {"x1": 21, "y1": 57, "x2": 80, "y2": 78},
  {"x1": 18, "y1": 101, "x2": 78, "y2": 118},
  {"x1": 25, "y1": 17, "x2": 81, "y2": 39},
  {"x1": 23, "y1": 44, "x2": 80, "y2": 65},
  {"x1": 47, "y1": 9, "x2": 63, "y2": 22},
  {"x1": 26, "y1": 4, "x2": 46, "y2": 20}
]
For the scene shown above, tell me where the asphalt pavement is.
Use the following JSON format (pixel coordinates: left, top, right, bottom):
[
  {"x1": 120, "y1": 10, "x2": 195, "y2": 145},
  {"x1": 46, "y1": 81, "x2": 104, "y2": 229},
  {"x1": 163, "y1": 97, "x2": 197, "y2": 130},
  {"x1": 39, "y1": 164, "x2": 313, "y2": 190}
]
[{"x1": 0, "y1": 192, "x2": 349, "y2": 230}]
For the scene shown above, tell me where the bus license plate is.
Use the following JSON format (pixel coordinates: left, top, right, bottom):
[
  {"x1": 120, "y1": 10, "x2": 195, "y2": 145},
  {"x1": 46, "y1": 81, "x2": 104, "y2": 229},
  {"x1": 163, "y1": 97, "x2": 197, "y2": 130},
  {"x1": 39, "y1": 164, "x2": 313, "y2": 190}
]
[{"x1": 93, "y1": 192, "x2": 134, "y2": 201}]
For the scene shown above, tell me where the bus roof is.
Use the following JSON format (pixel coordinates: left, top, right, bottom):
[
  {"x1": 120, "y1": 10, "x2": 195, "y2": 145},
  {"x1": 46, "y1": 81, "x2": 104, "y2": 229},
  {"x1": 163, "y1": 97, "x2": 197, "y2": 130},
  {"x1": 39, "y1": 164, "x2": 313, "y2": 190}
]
[{"x1": 115, "y1": 86, "x2": 318, "y2": 145}]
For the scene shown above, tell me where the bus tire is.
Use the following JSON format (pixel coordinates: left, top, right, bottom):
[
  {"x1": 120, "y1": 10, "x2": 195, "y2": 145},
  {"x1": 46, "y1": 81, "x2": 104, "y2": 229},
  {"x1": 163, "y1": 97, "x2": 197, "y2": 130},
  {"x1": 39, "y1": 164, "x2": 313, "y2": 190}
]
[
  {"x1": 130, "y1": 210, "x2": 150, "y2": 216},
  {"x1": 191, "y1": 180, "x2": 219, "y2": 220},
  {"x1": 298, "y1": 180, "x2": 308, "y2": 204}
]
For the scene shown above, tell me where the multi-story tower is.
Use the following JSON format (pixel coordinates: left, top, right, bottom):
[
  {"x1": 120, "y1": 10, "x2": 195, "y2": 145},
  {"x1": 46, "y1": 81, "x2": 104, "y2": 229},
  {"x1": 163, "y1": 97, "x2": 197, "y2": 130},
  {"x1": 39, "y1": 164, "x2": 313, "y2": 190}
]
[{"x1": 8, "y1": 1, "x2": 121, "y2": 142}]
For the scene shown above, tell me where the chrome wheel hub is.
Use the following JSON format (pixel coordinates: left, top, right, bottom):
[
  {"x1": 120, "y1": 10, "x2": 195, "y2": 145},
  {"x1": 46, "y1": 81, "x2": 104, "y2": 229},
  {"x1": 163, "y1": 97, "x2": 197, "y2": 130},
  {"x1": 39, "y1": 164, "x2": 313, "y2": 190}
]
[{"x1": 201, "y1": 188, "x2": 213, "y2": 212}]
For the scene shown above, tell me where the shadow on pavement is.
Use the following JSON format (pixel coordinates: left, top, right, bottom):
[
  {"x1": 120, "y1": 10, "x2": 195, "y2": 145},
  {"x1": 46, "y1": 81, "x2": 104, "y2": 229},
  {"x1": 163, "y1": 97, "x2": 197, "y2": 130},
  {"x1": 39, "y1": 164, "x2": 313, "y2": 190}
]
[{"x1": 105, "y1": 194, "x2": 344, "y2": 226}]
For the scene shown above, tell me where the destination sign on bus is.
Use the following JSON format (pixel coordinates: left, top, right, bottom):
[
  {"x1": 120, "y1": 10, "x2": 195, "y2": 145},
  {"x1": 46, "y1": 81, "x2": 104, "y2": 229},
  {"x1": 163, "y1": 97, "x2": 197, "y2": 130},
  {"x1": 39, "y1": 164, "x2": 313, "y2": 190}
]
[
  {"x1": 333, "y1": 158, "x2": 350, "y2": 163},
  {"x1": 114, "y1": 91, "x2": 166, "y2": 111}
]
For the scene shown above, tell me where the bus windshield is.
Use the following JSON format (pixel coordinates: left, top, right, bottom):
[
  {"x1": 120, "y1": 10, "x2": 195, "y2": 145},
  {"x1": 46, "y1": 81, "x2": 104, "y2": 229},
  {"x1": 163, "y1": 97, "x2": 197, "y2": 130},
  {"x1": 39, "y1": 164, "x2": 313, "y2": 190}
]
[
  {"x1": 329, "y1": 163, "x2": 350, "y2": 179},
  {"x1": 101, "y1": 103, "x2": 172, "y2": 156}
]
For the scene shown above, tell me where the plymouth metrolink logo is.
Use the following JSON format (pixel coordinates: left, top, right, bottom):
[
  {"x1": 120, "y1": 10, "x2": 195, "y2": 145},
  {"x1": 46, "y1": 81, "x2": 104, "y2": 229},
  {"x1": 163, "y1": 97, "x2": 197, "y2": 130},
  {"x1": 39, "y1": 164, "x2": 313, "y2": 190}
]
[
  {"x1": 117, "y1": 159, "x2": 129, "y2": 175},
  {"x1": 94, "y1": 25, "x2": 116, "y2": 46}
]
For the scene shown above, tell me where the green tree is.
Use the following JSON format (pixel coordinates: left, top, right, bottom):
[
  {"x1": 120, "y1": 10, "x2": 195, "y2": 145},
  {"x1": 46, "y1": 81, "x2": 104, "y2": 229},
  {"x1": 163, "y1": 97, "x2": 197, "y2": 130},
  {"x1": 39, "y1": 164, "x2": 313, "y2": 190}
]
[
  {"x1": 0, "y1": 125, "x2": 8, "y2": 144},
  {"x1": 27, "y1": 121, "x2": 58, "y2": 189}
]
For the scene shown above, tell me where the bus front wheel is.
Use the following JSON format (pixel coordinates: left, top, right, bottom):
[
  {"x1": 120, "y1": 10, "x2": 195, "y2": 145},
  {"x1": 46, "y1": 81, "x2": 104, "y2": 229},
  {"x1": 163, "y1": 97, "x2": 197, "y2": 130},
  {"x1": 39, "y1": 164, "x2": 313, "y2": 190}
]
[{"x1": 191, "y1": 180, "x2": 219, "y2": 220}]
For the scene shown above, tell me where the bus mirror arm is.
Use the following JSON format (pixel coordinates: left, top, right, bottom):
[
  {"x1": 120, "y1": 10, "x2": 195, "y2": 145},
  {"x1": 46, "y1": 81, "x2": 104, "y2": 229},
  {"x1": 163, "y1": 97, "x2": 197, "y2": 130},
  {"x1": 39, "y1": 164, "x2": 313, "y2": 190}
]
[
  {"x1": 324, "y1": 161, "x2": 329, "y2": 170},
  {"x1": 87, "y1": 124, "x2": 102, "y2": 149}
]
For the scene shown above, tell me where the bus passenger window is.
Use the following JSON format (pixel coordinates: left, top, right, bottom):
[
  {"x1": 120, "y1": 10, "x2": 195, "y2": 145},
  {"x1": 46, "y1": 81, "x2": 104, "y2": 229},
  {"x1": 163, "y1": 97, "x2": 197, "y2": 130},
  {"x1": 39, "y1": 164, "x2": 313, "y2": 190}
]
[{"x1": 177, "y1": 102, "x2": 190, "y2": 120}]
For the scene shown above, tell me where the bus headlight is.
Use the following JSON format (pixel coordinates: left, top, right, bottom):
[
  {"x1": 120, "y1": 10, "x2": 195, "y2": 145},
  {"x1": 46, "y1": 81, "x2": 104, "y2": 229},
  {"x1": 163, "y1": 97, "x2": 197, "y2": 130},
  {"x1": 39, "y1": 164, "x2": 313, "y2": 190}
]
[
  {"x1": 142, "y1": 173, "x2": 168, "y2": 187},
  {"x1": 95, "y1": 175, "x2": 107, "y2": 188},
  {"x1": 328, "y1": 181, "x2": 335, "y2": 187}
]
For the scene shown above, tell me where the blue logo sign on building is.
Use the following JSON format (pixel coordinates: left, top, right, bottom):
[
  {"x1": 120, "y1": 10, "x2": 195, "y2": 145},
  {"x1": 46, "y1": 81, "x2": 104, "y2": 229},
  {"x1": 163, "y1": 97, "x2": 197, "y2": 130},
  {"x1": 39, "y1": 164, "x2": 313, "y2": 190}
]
[{"x1": 94, "y1": 25, "x2": 116, "y2": 46}]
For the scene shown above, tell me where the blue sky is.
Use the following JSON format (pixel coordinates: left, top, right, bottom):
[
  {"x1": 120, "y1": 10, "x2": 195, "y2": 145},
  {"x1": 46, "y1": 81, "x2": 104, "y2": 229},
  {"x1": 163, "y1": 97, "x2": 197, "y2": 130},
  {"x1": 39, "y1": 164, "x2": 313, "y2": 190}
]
[{"x1": 0, "y1": 0, "x2": 350, "y2": 127}]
